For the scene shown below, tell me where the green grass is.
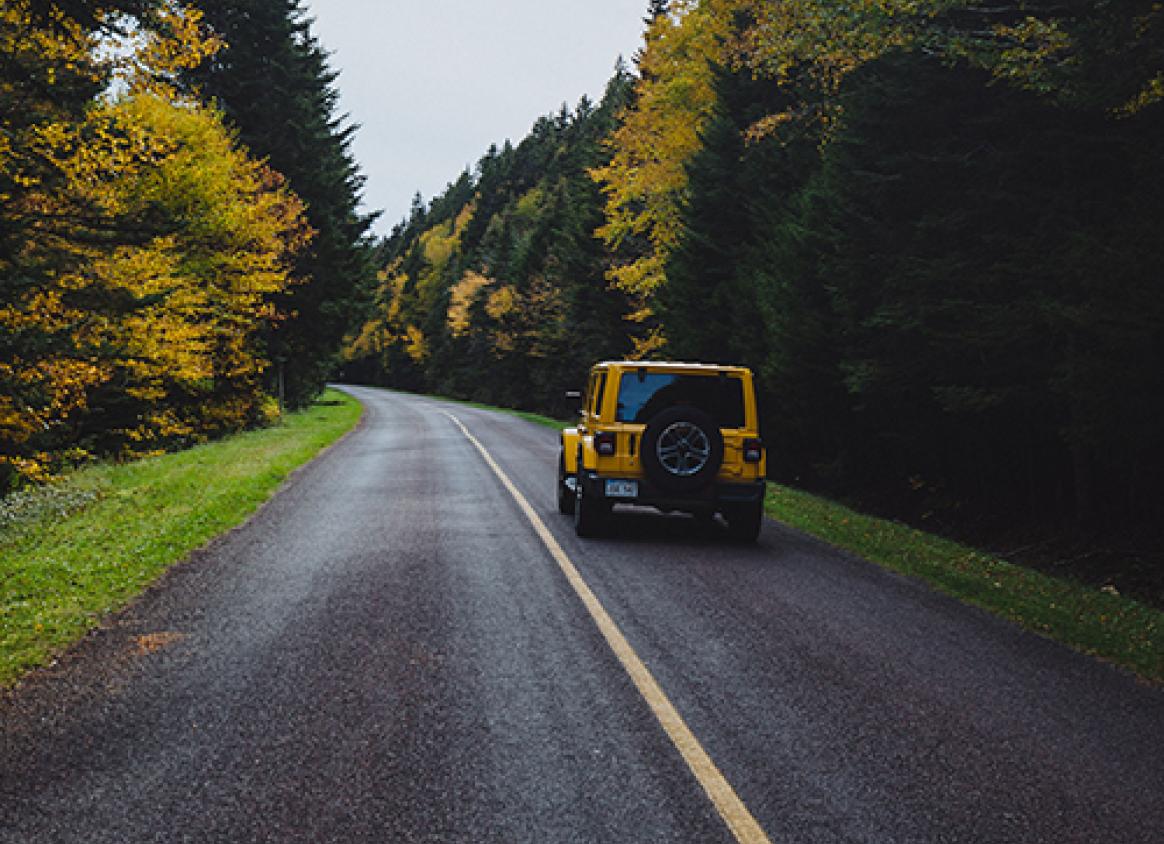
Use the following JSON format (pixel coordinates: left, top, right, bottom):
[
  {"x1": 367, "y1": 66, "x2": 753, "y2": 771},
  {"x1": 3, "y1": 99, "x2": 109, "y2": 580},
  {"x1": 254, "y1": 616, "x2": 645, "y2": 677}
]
[
  {"x1": 765, "y1": 483, "x2": 1164, "y2": 684},
  {"x1": 0, "y1": 389, "x2": 362, "y2": 688}
]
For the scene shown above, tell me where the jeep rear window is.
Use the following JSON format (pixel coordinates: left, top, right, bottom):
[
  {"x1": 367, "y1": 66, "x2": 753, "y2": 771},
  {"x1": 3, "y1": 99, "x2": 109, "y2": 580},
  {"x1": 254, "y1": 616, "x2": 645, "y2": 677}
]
[{"x1": 615, "y1": 372, "x2": 745, "y2": 428}]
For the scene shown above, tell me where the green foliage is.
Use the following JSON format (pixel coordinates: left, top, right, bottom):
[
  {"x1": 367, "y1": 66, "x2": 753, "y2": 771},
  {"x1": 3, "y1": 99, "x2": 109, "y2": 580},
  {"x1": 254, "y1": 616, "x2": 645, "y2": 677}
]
[
  {"x1": 661, "y1": 63, "x2": 795, "y2": 369},
  {"x1": 642, "y1": 3, "x2": 1164, "y2": 532},
  {"x1": 760, "y1": 51, "x2": 1163, "y2": 525}
]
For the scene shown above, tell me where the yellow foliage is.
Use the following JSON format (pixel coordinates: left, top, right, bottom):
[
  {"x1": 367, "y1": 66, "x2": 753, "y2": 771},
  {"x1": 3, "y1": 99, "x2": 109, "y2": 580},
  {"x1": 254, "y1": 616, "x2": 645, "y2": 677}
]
[
  {"x1": 415, "y1": 203, "x2": 476, "y2": 313},
  {"x1": 514, "y1": 187, "x2": 544, "y2": 222},
  {"x1": 404, "y1": 325, "x2": 428, "y2": 363},
  {"x1": 420, "y1": 220, "x2": 458, "y2": 270},
  {"x1": 591, "y1": 1, "x2": 729, "y2": 313},
  {"x1": 453, "y1": 202, "x2": 475, "y2": 233},
  {"x1": 118, "y1": 5, "x2": 223, "y2": 98},
  {"x1": 485, "y1": 286, "x2": 518, "y2": 320},
  {"x1": 0, "y1": 358, "x2": 106, "y2": 446},
  {"x1": 384, "y1": 272, "x2": 408, "y2": 325},
  {"x1": 447, "y1": 271, "x2": 494, "y2": 336},
  {"x1": 343, "y1": 204, "x2": 479, "y2": 369},
  {"x1": 2, "y1": 89, "x2": 310, "y2": 484},
  {"x1": 630, "y1": 326, "x2": 668, "y2": 360},
  {"x1": 1, "y1": 4, "x2": 258, "y2": 485},
  {"x1": 1121, "y1": 72, "x2": 1164, "y2": 114},
  {"x1": 476, "y1": 276, "x2": 565, "y2": 360},
  {"x1": 0, "y1": 5, "x2": 102, "y2": 93},
  {"x1": 345, "y1": 301, "x2": 395, "y2": 360}
]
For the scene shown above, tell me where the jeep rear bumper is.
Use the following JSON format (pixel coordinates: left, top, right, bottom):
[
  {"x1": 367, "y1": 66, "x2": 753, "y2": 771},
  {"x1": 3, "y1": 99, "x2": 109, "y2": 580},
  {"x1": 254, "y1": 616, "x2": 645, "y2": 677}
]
[{"x1": 576, "y1": 470, "x2": 765, "y2": 513}]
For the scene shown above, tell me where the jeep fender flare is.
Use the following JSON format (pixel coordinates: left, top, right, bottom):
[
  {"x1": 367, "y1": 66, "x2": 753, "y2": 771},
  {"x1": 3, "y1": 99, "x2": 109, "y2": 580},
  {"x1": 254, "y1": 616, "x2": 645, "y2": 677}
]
[{"x1": 561, "y1": 428, "x2": 583, "y2": 474}]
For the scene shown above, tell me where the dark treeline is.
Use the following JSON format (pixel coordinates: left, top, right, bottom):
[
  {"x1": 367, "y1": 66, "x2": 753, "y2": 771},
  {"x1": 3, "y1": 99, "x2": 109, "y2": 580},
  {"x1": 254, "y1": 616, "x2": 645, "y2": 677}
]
[
  {"x1": 346, "y1": 1, "x2": 1163, "y2": 535},
  {"x1": 667, "y1": 54, "x2": 1164, "y2": 529}
]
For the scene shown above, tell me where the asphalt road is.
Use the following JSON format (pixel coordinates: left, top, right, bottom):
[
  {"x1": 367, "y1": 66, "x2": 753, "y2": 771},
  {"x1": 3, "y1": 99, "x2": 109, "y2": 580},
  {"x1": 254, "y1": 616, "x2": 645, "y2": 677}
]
[{"x1": 2, "y1": 385, "x2": 1162, "y2": 843}]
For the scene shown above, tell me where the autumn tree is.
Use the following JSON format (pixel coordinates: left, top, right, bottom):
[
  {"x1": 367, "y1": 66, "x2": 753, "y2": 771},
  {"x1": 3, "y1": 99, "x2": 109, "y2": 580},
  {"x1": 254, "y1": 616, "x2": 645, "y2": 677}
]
[
  {"x1": 72, "y1": 95, "x2": 312, "y2": 454},
  {"x1": 1, "y1": 2, "x2": 185, "y2": 486},
  {"x1": 589, "y1": 1, "x2": 729, "y2": 352},
  {"x1": 2, "y1": 3, "x2": 311, "y2": 490}
]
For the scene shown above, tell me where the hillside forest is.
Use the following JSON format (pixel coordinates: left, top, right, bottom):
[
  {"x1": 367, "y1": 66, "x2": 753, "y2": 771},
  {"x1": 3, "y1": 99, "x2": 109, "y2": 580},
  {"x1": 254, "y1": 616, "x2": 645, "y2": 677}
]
[{"x1": 343, "y1": 0, "x2": 1164, "y2": 557}]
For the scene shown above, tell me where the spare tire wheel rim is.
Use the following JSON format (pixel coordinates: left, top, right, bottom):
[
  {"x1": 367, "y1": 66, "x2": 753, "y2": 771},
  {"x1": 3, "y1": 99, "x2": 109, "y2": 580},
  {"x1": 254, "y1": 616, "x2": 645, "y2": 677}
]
[{"x1": 656, "y1": 421, "x2": 711, "y2": 477}]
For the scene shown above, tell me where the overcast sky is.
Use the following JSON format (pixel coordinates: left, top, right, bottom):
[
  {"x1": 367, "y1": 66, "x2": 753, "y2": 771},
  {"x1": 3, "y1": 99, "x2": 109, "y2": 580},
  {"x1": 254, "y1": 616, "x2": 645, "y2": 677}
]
[{"x1": 303, "y1": 1, "x2": 647, "y2": 236}]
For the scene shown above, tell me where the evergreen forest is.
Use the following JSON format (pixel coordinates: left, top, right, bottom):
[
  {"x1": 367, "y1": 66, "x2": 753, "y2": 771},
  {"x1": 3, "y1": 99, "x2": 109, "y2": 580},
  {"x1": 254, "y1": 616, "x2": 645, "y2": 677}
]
[{"x1": 343, "y1": 0, "x2": 1164, "y2": 552}]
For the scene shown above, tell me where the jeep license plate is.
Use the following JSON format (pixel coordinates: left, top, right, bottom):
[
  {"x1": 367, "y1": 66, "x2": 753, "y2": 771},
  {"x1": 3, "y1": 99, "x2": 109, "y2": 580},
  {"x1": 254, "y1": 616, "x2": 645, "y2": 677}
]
[{"x1": 605, "y1": 479, "x2": 638, "y2": 499}]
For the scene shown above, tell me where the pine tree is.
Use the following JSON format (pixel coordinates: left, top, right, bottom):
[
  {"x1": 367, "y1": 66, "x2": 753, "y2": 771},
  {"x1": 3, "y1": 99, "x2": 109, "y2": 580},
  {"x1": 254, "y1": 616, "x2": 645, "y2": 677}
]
[
  {"x1": 789, "y1": 51, "x2": 1164, "y2": 523},
  {"x1": 661, "y1": 64, "x2": 784, "y2": 367},
  {"x1": 186, "y1": 0, "x2": 377, "y2": 408}
]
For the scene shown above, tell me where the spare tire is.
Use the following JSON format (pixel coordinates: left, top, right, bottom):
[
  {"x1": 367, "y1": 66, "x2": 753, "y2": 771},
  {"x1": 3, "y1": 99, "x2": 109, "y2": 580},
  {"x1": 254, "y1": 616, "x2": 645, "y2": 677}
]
[{"x1": 640, "y1": 405, "x2": 723, "y2": 494}]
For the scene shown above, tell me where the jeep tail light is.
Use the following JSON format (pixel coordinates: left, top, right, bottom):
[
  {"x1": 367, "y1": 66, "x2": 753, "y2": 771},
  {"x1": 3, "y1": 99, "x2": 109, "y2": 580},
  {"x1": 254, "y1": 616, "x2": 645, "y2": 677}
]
[
  {"x1": 743, "y1": 438, "x2": 763, "y2": 463},
  {"x1": 595, "y1": 431, "x2": 617, "y2": 456}
]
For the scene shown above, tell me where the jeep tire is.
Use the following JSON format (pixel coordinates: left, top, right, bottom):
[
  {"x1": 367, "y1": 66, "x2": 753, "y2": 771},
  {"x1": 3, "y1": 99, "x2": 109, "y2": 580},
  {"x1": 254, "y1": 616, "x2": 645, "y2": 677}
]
[
  {"x1": 640, "y1": 406, "x2": 724, "y2": 494},
  {"x1": 724, "y1": 498, "x2": 763, "y2": 543},
  {"x1": 573, "y1": 480, "x2": 608, "y2": 537}
]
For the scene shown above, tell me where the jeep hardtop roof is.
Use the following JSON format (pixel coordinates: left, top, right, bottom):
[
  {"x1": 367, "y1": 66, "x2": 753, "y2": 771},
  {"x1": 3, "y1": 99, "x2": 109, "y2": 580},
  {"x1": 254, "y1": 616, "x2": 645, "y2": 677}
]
[{"x1": 593, "y1": 360, "x2": 749, "y2": 374}]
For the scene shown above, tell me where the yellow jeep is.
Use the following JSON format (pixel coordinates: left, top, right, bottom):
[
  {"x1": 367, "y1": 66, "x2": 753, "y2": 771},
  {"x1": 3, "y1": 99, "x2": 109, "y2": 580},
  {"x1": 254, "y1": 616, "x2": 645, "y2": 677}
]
[{"x1": 558, "y1": 361, "x2": 766, "y2": 541}]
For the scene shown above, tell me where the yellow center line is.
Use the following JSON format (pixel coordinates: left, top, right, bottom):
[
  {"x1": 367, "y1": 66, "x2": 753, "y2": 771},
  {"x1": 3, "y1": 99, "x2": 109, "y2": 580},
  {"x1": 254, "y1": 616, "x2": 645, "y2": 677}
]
[{"x1": 444, "y1": 411, "x2": 772, "y2": 844}]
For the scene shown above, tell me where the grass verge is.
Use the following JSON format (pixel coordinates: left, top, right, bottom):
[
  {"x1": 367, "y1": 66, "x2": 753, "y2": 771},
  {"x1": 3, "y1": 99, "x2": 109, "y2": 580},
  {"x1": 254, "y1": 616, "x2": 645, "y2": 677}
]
[
  {"x1": 765, "y1": 483, "x2": 1163, "y2": 684},
  {"x1": 0, "y1": 389, "x2": 362, "y2": 689}
]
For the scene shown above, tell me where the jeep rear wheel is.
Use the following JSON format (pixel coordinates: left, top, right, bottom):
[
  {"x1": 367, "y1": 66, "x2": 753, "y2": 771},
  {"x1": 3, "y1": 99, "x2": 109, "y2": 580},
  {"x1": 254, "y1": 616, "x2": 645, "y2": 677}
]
[
  {"x1": 640, "y1": 406, "x2": 724, "y2": 493},
  {"x1": 724, "y1": 498, "x2": 763, "y2": 543},
  {"x1": 573, "y1": 482, "x2": 608, "y2": 537}
]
